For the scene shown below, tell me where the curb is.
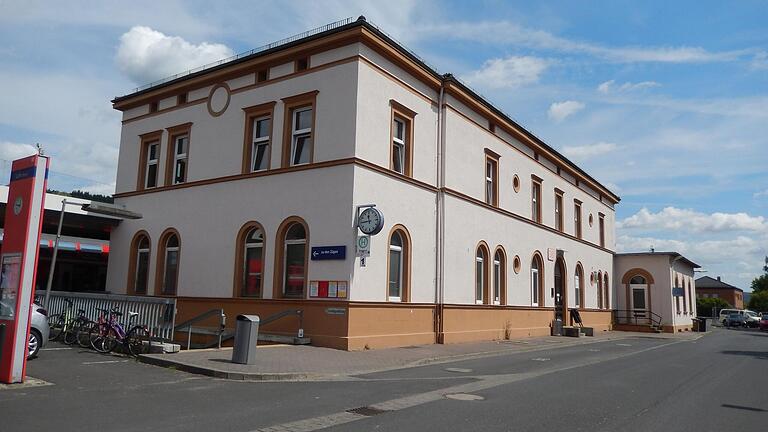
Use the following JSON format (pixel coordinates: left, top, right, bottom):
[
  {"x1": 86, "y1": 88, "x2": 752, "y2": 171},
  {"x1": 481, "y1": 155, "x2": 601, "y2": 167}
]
[{"x1": 137, "y1": 354, "x2": 321, "y2": 381}]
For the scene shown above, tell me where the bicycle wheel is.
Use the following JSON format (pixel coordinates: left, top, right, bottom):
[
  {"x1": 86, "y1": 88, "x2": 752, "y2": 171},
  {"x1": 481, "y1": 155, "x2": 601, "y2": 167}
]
[
  {"x1": 101, "y1": 327, "x2": 119, "y2": 354},
  {"x1": 63, "y1": 319, "x2": 80, "y2": 345},
  {"x1": 48, "y1": 314, "x2": 66, "y2": 341},
  {"x1": 127, "y1": 326, "x2": 150, "y2": 357},
  {"x1": 89, "y1": 322, "x2": 110, "y2": 352},
  {"x1": 77, "y1": 320, "x2": 97, "y2": 348}
]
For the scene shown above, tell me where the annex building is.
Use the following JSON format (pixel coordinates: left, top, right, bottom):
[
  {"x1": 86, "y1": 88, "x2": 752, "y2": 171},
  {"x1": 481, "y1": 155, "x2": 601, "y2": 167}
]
[{"x1": 106, "y1": 17, "x2": 667, "y2": 349}]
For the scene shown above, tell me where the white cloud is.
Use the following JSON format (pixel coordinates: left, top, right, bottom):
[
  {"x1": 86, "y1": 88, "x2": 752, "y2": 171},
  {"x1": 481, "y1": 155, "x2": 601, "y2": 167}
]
[
  {"x1": 80, "y1": 182, "x2": 116, "y2": 196},
  {"x1": 754, "y1": 189, "x2": 768, "y2": 198},
  {"x1": 116, "y1": 26, "x2": 234, "y2": 85},
  {"x1": 464, "y1": 56, "x2": 550, "y2": 89},
  {"x1": 560, "y1": 142, "x2": 617, "y2": 160},
  {"x1": 548, "y1": 100, "x2": 585, "y2": 122},
  {"x1": 597, "y1": 80, "x2": 660, "y2": 94},
  {"x1": 0, "y1": 141, "x2": 38, "y2": 162},
  {"x1": 750, "y1": 51, "x2": 768, "y2": 70},
  {"x1": 618, "y1": 207, "x2": 768, "y2": 233}
]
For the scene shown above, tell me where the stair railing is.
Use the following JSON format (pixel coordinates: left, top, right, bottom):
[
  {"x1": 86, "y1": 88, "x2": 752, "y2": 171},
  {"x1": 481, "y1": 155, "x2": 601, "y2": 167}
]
[
  {"x1": 174, "y1": 309, "x2": 226, "y2": 350},
  {"x1": 613, "y1": 309, "x2": 663, "y2": 329}
]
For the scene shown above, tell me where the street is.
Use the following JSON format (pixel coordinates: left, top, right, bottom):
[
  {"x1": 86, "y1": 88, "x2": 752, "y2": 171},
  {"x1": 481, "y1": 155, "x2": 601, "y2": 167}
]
[{"x1": 2, "y1": 328, "x2": 766, "y2": 431}]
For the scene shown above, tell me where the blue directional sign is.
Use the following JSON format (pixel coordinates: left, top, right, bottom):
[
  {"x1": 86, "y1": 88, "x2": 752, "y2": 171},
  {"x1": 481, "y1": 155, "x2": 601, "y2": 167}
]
[
  {"x1": 672, "y1": 287, "x2": 684, "y2": 297},
  {"x1": 311, "y1": 246, "x2": 346, "y2": 261}
]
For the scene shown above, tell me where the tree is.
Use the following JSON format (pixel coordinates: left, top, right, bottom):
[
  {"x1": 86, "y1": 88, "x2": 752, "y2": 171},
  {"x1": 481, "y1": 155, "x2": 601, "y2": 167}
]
[
  {"x1": 751, "y1": 256, "x2": 768, "y2": 294},
  {"x1": 696, "y1": 297, "x2": 730, "y2": 317},
  {"x1": 748, "y1": 291, "x2": 768, "y2": 312}
]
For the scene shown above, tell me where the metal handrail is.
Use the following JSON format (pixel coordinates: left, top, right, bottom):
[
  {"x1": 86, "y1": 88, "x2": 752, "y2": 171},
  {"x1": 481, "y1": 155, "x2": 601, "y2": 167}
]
[
  {"x1": 613, "y1": 309, "x2": 663, "y2": 328},
  {"x1": 174, "y1": 308, "x2": 226, "y2": 350},
  {"x1": 260, "y1": 309, "x2": 304, "y2": 332}
]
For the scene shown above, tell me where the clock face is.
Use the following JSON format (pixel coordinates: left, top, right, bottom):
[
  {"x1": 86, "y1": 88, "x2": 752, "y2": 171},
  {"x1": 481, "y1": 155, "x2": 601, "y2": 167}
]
[{"x1": 358, "y1": 207, "x2": 384, "y2": 235}]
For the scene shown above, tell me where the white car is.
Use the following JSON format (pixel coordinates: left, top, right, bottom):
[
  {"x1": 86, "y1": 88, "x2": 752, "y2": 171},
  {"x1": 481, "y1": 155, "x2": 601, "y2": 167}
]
[
  {"x1": 29, "y1": 303, "x2": 49, "y2": 359},
  {"x1": 719, "y1": 309, "x2": 760, "y2": 328}
]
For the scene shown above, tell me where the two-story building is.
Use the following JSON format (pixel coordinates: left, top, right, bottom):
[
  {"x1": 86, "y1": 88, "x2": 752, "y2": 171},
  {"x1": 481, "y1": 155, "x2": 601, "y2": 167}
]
[{"x1": 105, "y1": 17, "x2": 619, "y2": 350}]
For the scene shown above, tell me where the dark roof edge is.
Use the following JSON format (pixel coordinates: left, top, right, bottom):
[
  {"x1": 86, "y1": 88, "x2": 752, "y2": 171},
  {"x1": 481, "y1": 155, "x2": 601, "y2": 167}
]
[
  {"x1": 695, "y1": 276, "x2": 744, "y2": 291},
  {"x1": 616, "y1": 251, "x2": 700, "y2": 269}
]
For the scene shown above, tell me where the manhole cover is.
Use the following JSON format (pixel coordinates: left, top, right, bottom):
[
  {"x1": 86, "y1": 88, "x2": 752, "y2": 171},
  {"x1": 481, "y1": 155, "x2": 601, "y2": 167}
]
[
  {"x1": 445, "y1": 393, "x2": 485, "y2": 401},
  {"x1": 347, "y1": 406, "x2": 389, "y2": 417},
  {"x1": 444, "y1": 367, "x2": 473, "y2": 373}
]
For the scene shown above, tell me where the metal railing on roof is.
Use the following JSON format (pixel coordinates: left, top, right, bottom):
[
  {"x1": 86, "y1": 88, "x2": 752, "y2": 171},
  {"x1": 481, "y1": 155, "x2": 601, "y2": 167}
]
[{"x1": 119, "y1": 17, "x2": 356, "y2": 97}]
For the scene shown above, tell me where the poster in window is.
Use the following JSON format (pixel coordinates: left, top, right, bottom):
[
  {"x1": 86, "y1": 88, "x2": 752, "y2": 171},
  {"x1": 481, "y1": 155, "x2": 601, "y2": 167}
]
[
  {"x1": 0, "y1": 255, "x2": 22, "y2": 320},
  {"x1": 337, "y1": 281, "x2": 347, "y2": 299},
  {"x1": 309, "y1": 281, "x2": 319, "y2": 297},
  {"x1": 328, "y1": 281, "x2": 338, "y2": 298}
]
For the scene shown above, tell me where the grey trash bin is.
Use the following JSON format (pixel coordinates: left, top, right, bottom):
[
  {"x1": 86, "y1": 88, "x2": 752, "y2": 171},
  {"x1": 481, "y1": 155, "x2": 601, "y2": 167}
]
[{"x1": 232, "y1": 314, "x2": 260, "y2": 365}]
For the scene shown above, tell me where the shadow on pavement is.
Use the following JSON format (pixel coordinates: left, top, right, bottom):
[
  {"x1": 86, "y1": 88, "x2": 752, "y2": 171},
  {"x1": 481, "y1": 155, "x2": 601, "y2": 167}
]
[
  {"x1": 720, "y1": 350, "x2": 768, "y2": 360},
  {"x1": 722, "y1": 403, "x2": 767, "y2": 412}
]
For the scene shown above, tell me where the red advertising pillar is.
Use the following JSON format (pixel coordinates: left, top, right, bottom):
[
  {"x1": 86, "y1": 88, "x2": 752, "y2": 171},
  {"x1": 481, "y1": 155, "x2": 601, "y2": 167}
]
[{"x1": 0, "y1": 154, "x2": 48, "y2": 383}]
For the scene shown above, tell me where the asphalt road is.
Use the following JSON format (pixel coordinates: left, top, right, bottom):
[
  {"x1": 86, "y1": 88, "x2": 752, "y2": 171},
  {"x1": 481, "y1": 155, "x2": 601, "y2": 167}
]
[{"x1": 2, "y1": 328, "x2": 766, "y2": 431}]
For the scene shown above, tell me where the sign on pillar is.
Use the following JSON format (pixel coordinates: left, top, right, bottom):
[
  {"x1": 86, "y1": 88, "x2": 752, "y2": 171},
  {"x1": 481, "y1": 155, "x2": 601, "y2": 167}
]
[{"x1": 0, "y1": 154, "x2": 48, "y2": 384}]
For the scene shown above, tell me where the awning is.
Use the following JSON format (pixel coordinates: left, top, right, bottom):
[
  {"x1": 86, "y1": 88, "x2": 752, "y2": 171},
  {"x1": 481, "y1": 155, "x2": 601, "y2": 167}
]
[{"x1": 0, "y1": 229, "x2": 109, "y2": 254}]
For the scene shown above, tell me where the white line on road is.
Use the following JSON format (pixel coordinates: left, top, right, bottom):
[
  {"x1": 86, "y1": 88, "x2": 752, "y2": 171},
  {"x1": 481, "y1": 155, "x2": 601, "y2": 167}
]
[
  {"x1": 41, "y1": 347, "x2": 72, "y2": 351},
  {"x1": 81, "y1": 360, "x2": 129, "y2": 365}
]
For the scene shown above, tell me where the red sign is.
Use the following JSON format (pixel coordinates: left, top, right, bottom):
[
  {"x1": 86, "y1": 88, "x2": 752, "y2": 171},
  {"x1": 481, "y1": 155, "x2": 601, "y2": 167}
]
[{"x1": 0, "y1": 155, "x2": 48, "y2": 384}]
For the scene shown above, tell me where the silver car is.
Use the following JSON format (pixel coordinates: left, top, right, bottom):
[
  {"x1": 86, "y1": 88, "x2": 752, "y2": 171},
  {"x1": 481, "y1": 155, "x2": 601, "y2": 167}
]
[{"x1": 28, "y1": 302, "x2": 49, "y2": 359}]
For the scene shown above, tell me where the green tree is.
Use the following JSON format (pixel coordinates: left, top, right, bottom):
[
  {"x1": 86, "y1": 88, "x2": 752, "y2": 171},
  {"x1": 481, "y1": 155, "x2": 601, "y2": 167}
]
[
  {"x1": 751, "y1": 256, "x2": 768, "y2": 293},
  {"x1": 748, "y1": 291, "x2": 768, "y2": 312},
  {"x1": 696, "y1": 297, "x2": 731, "y2": 317}
]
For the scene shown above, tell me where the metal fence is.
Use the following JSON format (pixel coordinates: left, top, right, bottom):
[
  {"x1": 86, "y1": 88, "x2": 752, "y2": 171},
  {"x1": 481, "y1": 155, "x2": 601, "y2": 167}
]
[{"x1": 37, "y1": 291, "x2": 177, "y2": 342}]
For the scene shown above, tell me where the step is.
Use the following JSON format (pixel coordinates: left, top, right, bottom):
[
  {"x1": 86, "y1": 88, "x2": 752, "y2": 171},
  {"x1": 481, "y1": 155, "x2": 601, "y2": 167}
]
[{"x1": 258, "y1": 333, "x2": 311, "y2": 345}]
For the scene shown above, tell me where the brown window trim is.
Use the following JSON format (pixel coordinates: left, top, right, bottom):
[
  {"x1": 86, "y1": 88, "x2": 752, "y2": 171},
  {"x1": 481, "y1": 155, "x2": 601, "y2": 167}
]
[
  {"x1": 575, "y1": 263, "x2": 585, "y2": 310},
  {"x1": 603, "y1": 274, "x2": 610, "y2": 310},
  {"x1": 137, "y1": 130, "x2": 163, "y2": 191},
  {"x1": 597, "y1": 271, "x2": 603, "y2": 309},
  {"x1": 390, "y1": 99, "x2": 416, "y2": 177},
  {"x1": 475, "y1": 242, "x2": 491, "y2": 305},
  {"x1": 554, "y1": 189, "x2": 564, "y2": 232},
  {"x1": 164, "y1": 122, "x2": 193, "y2": 186},
  {"x1": 386, "y1": 225, "x2": 412, "y2": 302},
  {"x1": 598, "y1": 212, "x2": 606, "y2": 248},
  {"x1": 573, "y1": 200, "x2": 583, "y2": 239},
  {"x1": 493, "y1": 246, "x2": 507, "y2": 305},
  {"x1": 233, "y1": 221, "x2": 267, "y2": 298},
  {"x1": 155, "y1": 228, "x2": 181, "y2": 297},
  {"x1": 272, "y1": 216, "x2": 310, "y2": 299},
  {"x1": 241, "y1": 102, "x2": 276, "y2": 174},
  {"x1": 295, "y1": 56, "x2": 309, "y2": 72},
  {"x1": 484, "y1": 150, "x2": 500, "y2": 207},
  {"x1": 531, "y1": 175, "x2": 542, "y2": 223},
  {"x1": 281, "y1": 90, "x2": 319, "y2": 168},
  {"x1": 532, "y1": 252, "x2": 545, "y2": 307},
  {"x1": 126, "y1": 231, "x2": 151, "y2": 296}
]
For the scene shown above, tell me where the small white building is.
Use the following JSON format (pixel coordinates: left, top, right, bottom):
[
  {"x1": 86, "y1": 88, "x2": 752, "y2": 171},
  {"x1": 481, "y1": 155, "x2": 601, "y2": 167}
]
[
  {"x1": 614, "y1": 252, "x2": 699, "y2": 333},
  {"x1": 105, "y1": 17, "x2": 620, "y2": 349}
]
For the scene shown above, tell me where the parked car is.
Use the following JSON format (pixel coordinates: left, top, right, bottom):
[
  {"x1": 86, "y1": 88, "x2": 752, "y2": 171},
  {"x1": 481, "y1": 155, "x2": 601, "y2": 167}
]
[
  {"x1": 719, "y1": 309, "x2": 760, "y2": 327},
  {"x1": 719, "y1": 309, "x2": 740, "y2": 325},
  {"x1": 725, "y1": 312, "x2": 746, "y2": 328},
  {"x1": 28, "y1": 302, "x2": 49, "y2": 359},
  {"x1": 759, "y1": 313, "x2": 768, "y2": 331},
  {"x1": 744, "y1": 310, "x2": 761, "y2": 328}
]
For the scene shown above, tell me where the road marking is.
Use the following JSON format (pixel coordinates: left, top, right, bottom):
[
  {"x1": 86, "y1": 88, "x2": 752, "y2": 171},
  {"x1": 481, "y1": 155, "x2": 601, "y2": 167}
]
[
  {"x1": 445, "y1": 393, "x2": 484, "y2": 401},
  {"x1": 531, "y1": 357, "x2": 550, "y2": 361},
  {"x1": 616, "y1": 343, "x2": 632, "y2": 347},
  {"x1": 588, "y1": 349, "x2": 601, "y2": 352},
  {"x1": 41, "y1": 347, "x2": 72, "y2": 351},
  {"x1": 82, "y1": 360, "x2": 129, "y2": 365},
  {"x1": 444, "y1": 368, "x2": 473, "y2": 373}
]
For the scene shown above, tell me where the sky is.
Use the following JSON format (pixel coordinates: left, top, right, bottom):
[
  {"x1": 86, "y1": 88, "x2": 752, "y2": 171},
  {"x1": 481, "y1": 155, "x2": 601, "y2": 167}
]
[{"x1": 1, "y1": 0, "x2": 767, "y2": 290}]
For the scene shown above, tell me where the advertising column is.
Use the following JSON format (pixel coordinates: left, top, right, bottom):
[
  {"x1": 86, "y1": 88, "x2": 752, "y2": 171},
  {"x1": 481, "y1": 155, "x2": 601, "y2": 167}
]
[{"x1": 0, "y1": 154, "x2": 48, "y2": 384}]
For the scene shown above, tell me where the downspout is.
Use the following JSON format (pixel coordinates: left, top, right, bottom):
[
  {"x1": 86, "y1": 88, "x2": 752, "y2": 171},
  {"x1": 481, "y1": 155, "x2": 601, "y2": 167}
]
[{"x1": 434, "y1": 75, "x2": 447, "y2": 343}]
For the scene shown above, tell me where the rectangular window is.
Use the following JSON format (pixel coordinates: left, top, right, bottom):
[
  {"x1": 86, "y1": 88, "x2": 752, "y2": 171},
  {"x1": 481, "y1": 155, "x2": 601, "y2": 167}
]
[
  {"x1": 282, "y1": 91, "x2": 317, "y2": 168},
  {"x1": 135, "y1": 250, "x2": 149, "y2": 294},
  {"x1": 252, "y1": 116, "x2": 271, "y2": 171},
  {"x1": 599, "y1": 213, "x2": 606, "y2": 247},
  {"x1": 172, "y1": 135, "x2": 188, "y2": 184},
  {"x1": 574, "y1": 274, "x2": 581, "y2": 307},
  {"x1": 485, "y1": 159, "x2": 497, "y2": 205},
  {"x1": 493, "y1": 258, "x2": 501, "y2": 304},
  {"x1": 257, "y1": 69, "x2": 268, "y2": 82},
  {"x1": 145, "y1": 141, "x2": 159, "y2": 188},
  {"x1": 388, "y1": 246, "x2": 402, "y2": 301},
  {"x1": 555, "y1": 191, "x2": 564, "y2": 232},
  {"x1": 574, "y1": 200, "x2": 582, "y2": 239},
  {"x1": 284, "y1": 243, "x2": 306, "y2": 298},
  {"x1": 149, "y1": 101, "x2": 158, "y2": 113},
  {"x1": 531, "y1": 178, "x2": 542, "y2": 223},
  {"x1": 531, "y1": 268, "x2": 540, "y2": 306},
  {"x1": 177, "y1": 93, "x2": 187, "y2": 105},
  {"x1": 243, "y1": 245, "x2": 263, "y2": 297},
  {"x1": 475, "y1": 257, "x2": 484, "y2": 304},
  {"x1": 392, "y1": 118, "x2": 406, "y2": 174},
  {"x1": 162, "y1": 248, "x2": 178, "y2": 295},
  {"x1": 390, "y1": 100, "x2": 415, "y2": 177},
  {"x1": 295, "y1": 57, "x2": 309, "y2": 71}
]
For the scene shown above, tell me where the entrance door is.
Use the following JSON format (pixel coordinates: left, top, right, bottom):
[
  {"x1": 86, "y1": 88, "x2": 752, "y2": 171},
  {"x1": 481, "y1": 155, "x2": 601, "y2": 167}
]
[
  {"x1": 630, "y1": 283, "x2": 649, "y2": 321},
  {"x1": 554, "y1": 259, "x2": 565, "y2": 321}
]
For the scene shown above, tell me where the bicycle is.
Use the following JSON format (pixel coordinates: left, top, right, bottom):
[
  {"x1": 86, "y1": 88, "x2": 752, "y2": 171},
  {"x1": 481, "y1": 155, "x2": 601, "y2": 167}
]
[
  {"x1": 48, "y1": 299, "x2": 89, "y2": 345},
  {"x1": 89, "y1": 308, "x2": 151, "y2": 356}
]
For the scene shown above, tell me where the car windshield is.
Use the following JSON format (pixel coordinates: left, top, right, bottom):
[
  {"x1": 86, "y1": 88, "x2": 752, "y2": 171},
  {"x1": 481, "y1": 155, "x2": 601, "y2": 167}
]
[{"x1": 762, "y1": 314, "x2": 768, "y2": 319}]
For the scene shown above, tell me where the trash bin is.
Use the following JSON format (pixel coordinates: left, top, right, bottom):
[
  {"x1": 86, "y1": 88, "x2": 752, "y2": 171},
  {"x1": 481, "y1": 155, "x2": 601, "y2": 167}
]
[
  {"x1": 551, "y1": 318, "x2": 563, "y2": 336},
  {"x1": 692, "y1": 318, "x2": 700, "y2": 332},
  {"x1": 232, "y1": 314, "x2": 260, "y2": 365},
  {"x1": 698, "y1": 318, "x2": 707, "y2": 332}
]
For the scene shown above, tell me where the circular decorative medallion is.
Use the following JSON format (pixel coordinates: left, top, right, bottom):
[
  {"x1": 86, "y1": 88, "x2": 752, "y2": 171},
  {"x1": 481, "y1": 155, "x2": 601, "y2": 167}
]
[
  {"x1": 207, "y1": 83, "x2": 231, "y2": 117},
  {"x1": 13, "y1": 196, "x2": 23, "y2": 215},
  {"x1": 512, "y1": 174, "x2": 520, "y2": 193},
  {"x1": 588, "y1": 213, "x2": 594, "y2": 227},
  {"x1": 513, "y1": 255, "x2": 521, "y2": 274}
]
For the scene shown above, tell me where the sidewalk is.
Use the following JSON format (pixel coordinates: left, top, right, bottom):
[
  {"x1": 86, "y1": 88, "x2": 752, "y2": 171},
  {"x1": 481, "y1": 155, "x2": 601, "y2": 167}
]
[{"x1": 139, "y1": 330, "x2": 705, "y2": 381}]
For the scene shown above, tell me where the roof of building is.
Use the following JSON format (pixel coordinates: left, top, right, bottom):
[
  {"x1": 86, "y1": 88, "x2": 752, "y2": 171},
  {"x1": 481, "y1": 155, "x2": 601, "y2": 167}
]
[
  {"x1": 615, "y1": 251, "x2": 700, "y2": 269},
  {"x1": 112, "y1": 16, "x2": 620, "y2": 204},
  {"x1": 695, "y1": 276, "x2": 744, "y2": 292}
]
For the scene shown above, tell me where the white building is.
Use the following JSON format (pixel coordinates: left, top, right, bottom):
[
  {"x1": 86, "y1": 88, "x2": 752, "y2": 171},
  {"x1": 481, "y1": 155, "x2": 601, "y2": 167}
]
[{"x1": 106, "y1": 17, "x2": 621, "y2": 349}]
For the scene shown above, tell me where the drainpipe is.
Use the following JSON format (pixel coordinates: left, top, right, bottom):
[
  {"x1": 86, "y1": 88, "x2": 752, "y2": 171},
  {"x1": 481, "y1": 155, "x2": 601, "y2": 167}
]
[{"x1": 434, "y1": 75, "x2": 448, "y2": 343}]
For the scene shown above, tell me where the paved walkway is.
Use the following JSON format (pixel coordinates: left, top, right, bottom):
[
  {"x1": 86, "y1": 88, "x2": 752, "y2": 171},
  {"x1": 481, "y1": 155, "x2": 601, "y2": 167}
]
[{"x1": 139, "y1": 330, "x2": 704, "y2": 381}]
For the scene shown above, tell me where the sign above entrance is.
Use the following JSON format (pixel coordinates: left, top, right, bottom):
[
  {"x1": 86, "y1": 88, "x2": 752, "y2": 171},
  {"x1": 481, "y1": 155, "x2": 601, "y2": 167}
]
[
  {"x1": 672, "y1": 287, "x2": 684, "y2": 297},
  {"x1": 311, "y1": 246, "x2": 346, "y2": 261}
]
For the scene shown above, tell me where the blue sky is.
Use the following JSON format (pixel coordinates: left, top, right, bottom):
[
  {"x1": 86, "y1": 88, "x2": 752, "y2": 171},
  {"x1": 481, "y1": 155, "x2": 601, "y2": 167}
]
[{"x1": 1, "y1": 1, "x2": 767, "y2": 290}]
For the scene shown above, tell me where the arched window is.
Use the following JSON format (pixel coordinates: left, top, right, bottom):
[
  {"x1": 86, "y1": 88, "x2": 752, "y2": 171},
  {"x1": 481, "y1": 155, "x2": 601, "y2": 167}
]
[
  {"x1": 492, "y1": 248, "x2": 506, "y2": 305},
  {"x1": 630, "y1": 275, "x2": 646, "y2": 284},
  {"x1": 128, "y1": 232, "x2": 150, "y2": 295},
  {"x1": 531, "y1": 254, "x2": 543, "y2": 307},
  {"x1": 475, "y1": 246, "x2": 488, "y2": 304},
  {"x1": 674, "y1": 275, "x2": 681, "y2": 314},
  {"x1": 574, "y1": 264, "x2": 584, "y2": 309},
  {"x1": 597, "y1": 271, "x2": 603, "y2": 309},
  {"x1": 274, "y1": 218, "x2": 308, "y2": 299},
  {"x1": 388, "y1": 228, "x2": 412, "y2": 302},
  {"x1": 156, "y1": 230, "x2": 180, "y2": 296},
  {"x1": 603, "y1": 273, "x2": 609, "y2": 309},
  {"x1": 235, "y1": 223, "x2": 265, "y2": 297}
]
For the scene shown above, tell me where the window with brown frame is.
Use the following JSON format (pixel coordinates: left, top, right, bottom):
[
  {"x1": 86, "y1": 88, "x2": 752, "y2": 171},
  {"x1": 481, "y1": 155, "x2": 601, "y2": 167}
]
[
  {"x1": 127, "y1": 232, "x2": 151, "y2": 295},
  {"x1": 597, "y1": 271, "x2": 603, "y2": 309},
  {"x1": 493, "y1": 248, "x2": 506, "y2": 305},
  {"x1": 531, "y1": 254, "x2": 543, "y2": 306},
  {"x1": 475, "y1": 245, "x2": 489, "y2": 304},
  {"x1": 387, "y1": 227, "x2": 411, "y2": 302},
  {"x1": 574, "y1": 200, "x2": 583, "y2": 239},
  {"x1": 137, "y1": 131, "x2": 162, "y2": 191},
  {"x1": 242, "y1": 102, "x2": 275, "y2": 174},
  {"x1": 574, "y1": 264, "x2": 584, "y2": 309},
  {"x1": 149, "y1": 101, "x2": 158, "y2": 113},
  {"x1": 295, "y1": 57, "x2": 309, "y2": 72},
  {"x1": 390, "y1": 100, "x2": 416, "y2": 176},
  {"x1": 257, "y1": 69, "x2": 268, "y2": 82},
  {"x1": 554, "y1": 189, "x2": 564, "y2": 232},
  {"x1": 177, "y1": 93, "x2": 187, "y2": 105},
  {"x1": 603, "y1": 273, "x2": 609, "y2": 309},
  {"x1": 234, "y1": 222, "x2": 265, "y2": 298},
  {"x1": 484, "y1": 152, "x2": 499, "y2": 206},
  {"x1": 273, "y1": 218, "x2": 309, "y2": 299},
  {"x1": 599, "y1": 213, "x2": 606, "y2": 247},
  {"x1": 156, "y1": 230, "x2": 180, "y2": 296},
  {"x1": 165, "y1": 123, "x2": 192, "y2": 186},
  {"x1": 531, "y1": 176, "x2": 542, "y2": 223},
  {"x1": 282, "y1": 91, "x2": 318, "y2": 167}
]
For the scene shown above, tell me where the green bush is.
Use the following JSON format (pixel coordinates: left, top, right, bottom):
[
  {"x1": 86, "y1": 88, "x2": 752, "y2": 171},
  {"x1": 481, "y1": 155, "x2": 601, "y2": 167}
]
[
  {"x1": 697, "y1": 297, "x2": 731, "y2": 317},
  {"x1": 747, "y1": 290, "x2": 768, "y2": 312}
]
